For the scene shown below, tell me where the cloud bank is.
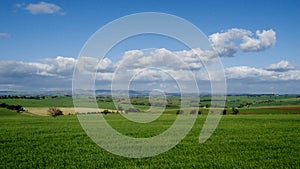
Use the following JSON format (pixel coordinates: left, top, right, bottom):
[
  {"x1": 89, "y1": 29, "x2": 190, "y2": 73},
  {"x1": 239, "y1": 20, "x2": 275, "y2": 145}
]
[
  {"x1": 0, "y1": 53, "x2": 298, "y2": 93},
  {"x1": 226, "y1": 61, "x2": 300, "y2": 81},
  {"x1": 265, "y1": 60, "x2": 295, "y2": 72},
  {"x1": 1, "y1": 28, "x2": 297, "y2": 93}
]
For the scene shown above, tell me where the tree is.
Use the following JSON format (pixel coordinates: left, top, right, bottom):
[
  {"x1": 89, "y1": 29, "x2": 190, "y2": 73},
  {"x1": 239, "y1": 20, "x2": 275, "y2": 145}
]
[
  {"x1": 102, "y1": 109, "x2": 110, "y2": 115},
  {"x1": 198, "y1": 110, "x2": 202, "y2": 115},
  {"x1": 232, "y1": 107, "x2": 239, "y2": 115},
  {"x1": 176, "y1": 110, "x2": 184, "y2": 115},
  {"x1": 48, "y1": 107, "x2": 63, "y2": 117},
  {"x1": 0, "y1": 103, "x2": 24, "y2": 112}
]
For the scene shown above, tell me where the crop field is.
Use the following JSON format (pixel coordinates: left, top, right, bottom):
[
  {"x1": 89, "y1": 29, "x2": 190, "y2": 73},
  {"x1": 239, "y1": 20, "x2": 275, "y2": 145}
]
[{"x1": 0, "y1": 95, "x2": 300, "y2": 168}]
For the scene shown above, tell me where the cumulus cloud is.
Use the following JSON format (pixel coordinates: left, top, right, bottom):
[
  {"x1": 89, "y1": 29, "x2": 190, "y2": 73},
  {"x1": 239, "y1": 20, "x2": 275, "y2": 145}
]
[
  {"x1": 265, "y1": 60, "x2": 295, "y2": 72},
  {"x1": 225, "y1": 63, "x2": 300, "y2": 94},
  {"x1": 0, "y1": 57, "x2": 75, "y2": 90},
  {"x1": 0, "y1": 28, "x2": 293, "y2": 94},
  {"x1": 18, "y1": 2, "x2": 64, "y2": 15},
  {"x1": 225, "y1": 64, "x2": 300, "y2": 81},
  {"x1": 0, "y1": 56, "x2": 75, "y2": 78},
  {"x1": 210, "y1": 28, "x2": 251, "y2": 57},
  {"x1": 115, "y1": 48, "x2": 217, "y2": 72},
  {"x1": 97, "y1": 58, "x2": 115, "y2": 73},
  {"x1": 3, "y1": 50, "x2": 297, "y2": 91},
  {"x1": 0, "y1": 33, "x2": 10, "y2": 38},
  {"x1": 104, "y1": 48, "x2": 219, "y2": 88},
  {"x1": 241, "y1": 30, "x2": 276, "y2": 52},
  {"x1": 226, "y1": 66, "x2": 273, "y2": 79},
  {"x1": 209, "y1": 28, "x2": 276, "y2": 57}
]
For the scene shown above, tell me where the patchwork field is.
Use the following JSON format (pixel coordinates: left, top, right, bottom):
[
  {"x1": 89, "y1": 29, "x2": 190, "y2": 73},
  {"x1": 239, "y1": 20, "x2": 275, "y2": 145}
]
[{"x1": 0, "y1": 95, "x2": 299, "y2": 168}]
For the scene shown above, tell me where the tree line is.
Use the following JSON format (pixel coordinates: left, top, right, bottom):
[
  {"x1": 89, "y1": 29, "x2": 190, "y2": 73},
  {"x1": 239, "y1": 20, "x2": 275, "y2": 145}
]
[{"x1": 0, "y1": 103, "x2": 24, "y2": 112}]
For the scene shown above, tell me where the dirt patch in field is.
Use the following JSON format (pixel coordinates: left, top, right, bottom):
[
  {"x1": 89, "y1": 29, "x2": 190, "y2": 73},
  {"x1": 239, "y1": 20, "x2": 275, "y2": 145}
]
[
  {"x1": 264, "y1": 107, "x2": 300, "y2": 110},
  {"x1": 25, "y1": 107, "x2": 118, "y2": 116},
  {"x1": 25, "y1": 107, "x2": 76, "y2": 116}
]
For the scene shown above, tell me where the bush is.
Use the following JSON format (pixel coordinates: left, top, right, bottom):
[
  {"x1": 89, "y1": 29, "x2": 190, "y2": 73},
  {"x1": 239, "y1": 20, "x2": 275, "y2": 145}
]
[
  {"x1": 198, "y1": 110, "x2": 202, "y2": 115},
  {"x1": 48, "y1": 107, "x2": 63, "y2": 117},
  {"x1": 102, "y1": 109, "x2": 111, "y2": 115},
  {"x1": 176, "y1": 110, "x2": 184, "y2": 115},
  {"x1": 232, "y1": 107, "x2": 239, "y2": 115},
  {"x1": 223, "y1": 109, "x2": 227, "y2": 115}
]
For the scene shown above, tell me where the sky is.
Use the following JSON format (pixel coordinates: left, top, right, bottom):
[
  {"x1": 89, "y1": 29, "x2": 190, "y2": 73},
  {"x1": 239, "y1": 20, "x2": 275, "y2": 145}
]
[{"x1": 0, "y1": 0, "x2": 300, "y2": 94}]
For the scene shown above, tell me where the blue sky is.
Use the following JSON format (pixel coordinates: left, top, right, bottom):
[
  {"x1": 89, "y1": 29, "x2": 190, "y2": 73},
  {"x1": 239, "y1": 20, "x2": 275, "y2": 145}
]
[{"x1": 0, "y1": 0, "x2": 300, "y2": 94}]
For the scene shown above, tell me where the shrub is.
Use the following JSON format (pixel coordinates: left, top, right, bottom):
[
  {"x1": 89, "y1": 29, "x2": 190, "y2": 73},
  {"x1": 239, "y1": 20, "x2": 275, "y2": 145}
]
[
  {"x1": 223, "y1": 109, "x2": 227, "y2": 115},
  {"x1": 102, "y1": 109, "x2": 110, "y2": 115},
  {"x1": 198, "y1": 110, "x2": 202, "y2": 115},
  {"x1": 232, "y1": 107, "x2": 239, "y2": 115},
  {"x1": 176, "y1": 110, "x2": 184, "y2": 115},
  {"x1": 48, "y1": 107, "x2": 63, "y2": 117}
]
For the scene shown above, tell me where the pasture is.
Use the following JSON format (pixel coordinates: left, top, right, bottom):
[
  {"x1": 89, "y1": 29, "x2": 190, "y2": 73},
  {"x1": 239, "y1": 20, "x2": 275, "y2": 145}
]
[{"x1": 0, "y1": 95, "x2": 300, "y2": 168}]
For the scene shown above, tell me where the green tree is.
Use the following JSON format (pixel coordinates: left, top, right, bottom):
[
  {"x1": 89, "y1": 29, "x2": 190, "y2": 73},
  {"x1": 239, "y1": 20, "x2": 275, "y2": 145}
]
[{"x1": 232, "y1": 107, "x2": 239, "y2": 115}]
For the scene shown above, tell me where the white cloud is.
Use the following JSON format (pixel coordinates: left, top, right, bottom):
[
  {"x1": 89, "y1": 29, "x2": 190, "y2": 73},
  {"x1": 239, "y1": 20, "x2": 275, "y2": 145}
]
[
  {"x1": 42, "y1": 56, "x2": 76, "y2": 75},
  {"x1": 0, "y1": 38, "x2": 297, "y2": 93},
  {"x1": 95, "y1": 72, "x2": 114, "y2": 81},
  {"x1": 209, "y1": 28, "x2": 276, "y2": 57},
  {"x1": 277, "y1": 70, "x2": 300, "y2": 80},
  {"x1": 22, "y1": 2, "x2": 64, "y2": 15},
  {"x1": 265, "y1": 60, "x2": 295, "y2": 72},
  {"x1": 92, "y1": 48, "x2": 218, "y2": 92},
  {"x1": 241, "y1": 29, "x2": 276, "y2": 52},
  {"x1": 2, "y1": 49, "x2": 294, "y2": 90},
  {"x1": 97, "y1": 58, "x2": 115, "y2": 72},
  {"x1": 0, "y1": 33, "x2": 10, "y2": 38},
  {"x1": 115, "y1": 48, "x2": 217, "y2": 72},
  {"x1": 0, "y1": 56, "x2": 75, "y2": 78},
  {"x1": 225, "y1": 64, "x2": 300, "y2": 81},
  {"x1": 210, "y1": 28, "x2": 251, "y2": 57},
  {"x1": 226, "y1": 66, "x2": 273, "y2": 79}
]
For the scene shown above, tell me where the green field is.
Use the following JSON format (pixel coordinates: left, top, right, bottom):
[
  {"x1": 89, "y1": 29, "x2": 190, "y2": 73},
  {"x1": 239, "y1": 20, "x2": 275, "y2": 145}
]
[
  {"x1": 0, "y1": 96, "x2": 74, "y2": 107},
  {"x1": 0, "y1": 95, "x2": 300, "y2": 168}
]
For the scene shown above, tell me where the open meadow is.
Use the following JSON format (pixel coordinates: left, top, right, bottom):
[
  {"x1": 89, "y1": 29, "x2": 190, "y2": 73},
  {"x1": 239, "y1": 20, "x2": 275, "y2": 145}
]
[{"x1": 0, "y1": 95, "x2": 300, "y2": 168}]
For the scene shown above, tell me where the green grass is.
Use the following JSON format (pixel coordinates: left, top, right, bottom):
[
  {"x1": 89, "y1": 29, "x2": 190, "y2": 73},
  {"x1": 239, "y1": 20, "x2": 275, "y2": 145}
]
[
  {"x1": 0, "y1": 96, "x2": 74, "y2": 107},
  {"x1": 0, "y1": 95, "x2": 299, "y2": 167},
  {"x1": 0, "y1": 108, "x2": 18, "y2": 116},
  {"x1": 239, "y1": 107, "x2": 300, "y2": 114},
  {"x1": 1, "y1": 109, "x2": 299, "y2": 168},
  {"x1": 225, "y1": 95, "x2": 300, "y2": 108},
  {"x1": 1, "y1": 95, "x2": 299, "y2": 110}
]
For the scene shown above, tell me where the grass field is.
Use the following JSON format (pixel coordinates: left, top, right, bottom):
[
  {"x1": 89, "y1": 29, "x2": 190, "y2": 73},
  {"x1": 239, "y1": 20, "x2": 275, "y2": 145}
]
[
  {"x1": 0, "y1": 96, "x2": 74, "y2": 107},
  {"x1": 0, "y1": 110, "x2": 300, "y2": 168},
  {"x1": 0, "y1": 95, "x2": 300, "y2": 168}
]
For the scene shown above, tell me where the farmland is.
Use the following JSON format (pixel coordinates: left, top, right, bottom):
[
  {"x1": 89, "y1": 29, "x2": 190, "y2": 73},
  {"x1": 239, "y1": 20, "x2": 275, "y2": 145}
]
[{"x1": 0, "y1": 95, "x2": 300, "y2": 168}]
